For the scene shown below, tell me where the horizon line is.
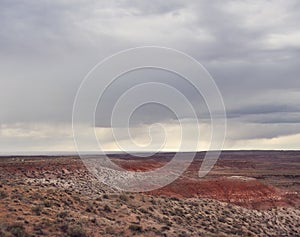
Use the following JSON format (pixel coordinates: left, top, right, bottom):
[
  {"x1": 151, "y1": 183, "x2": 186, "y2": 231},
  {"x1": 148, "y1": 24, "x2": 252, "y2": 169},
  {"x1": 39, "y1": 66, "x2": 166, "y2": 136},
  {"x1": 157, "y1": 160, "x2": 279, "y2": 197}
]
[{"x1": 0, "y1": 149, "x2": 299, "y2": 157}]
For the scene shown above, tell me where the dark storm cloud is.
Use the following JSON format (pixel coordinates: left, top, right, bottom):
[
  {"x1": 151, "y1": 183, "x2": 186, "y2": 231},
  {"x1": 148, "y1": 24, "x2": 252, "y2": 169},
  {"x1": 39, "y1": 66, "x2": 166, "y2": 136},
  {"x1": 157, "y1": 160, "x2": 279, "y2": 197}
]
[
  {"x1": 228, "y1": 104, "x2": 300, "y2": 117},
  {"x1": 0, "y1": 0, "x2": 300, "y2": 151},
  {"x1": 249, "y1": 113, "x2": 300, "y2": 124},
  {"x1": 94, "y1": 68, "x2": 209, "y2": 127}
]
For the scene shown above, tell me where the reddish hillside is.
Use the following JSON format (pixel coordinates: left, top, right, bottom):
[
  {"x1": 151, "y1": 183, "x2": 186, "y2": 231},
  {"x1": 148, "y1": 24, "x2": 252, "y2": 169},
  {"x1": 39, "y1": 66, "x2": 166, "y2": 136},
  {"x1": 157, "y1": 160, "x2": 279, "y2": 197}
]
[
  {"x1": 114, "y1": 152, "x2": 300, "y2": 209},
  {"x1": 148, "y1": 176, "x2": 293, "y2": 209}
]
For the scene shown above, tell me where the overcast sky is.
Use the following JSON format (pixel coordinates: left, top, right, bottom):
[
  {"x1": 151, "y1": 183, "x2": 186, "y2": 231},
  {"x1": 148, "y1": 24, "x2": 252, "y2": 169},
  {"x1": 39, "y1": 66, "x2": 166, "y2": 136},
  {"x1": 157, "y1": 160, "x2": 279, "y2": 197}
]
[{"x1": 1, "y1": 0, "x2": 300, "y2": 154}]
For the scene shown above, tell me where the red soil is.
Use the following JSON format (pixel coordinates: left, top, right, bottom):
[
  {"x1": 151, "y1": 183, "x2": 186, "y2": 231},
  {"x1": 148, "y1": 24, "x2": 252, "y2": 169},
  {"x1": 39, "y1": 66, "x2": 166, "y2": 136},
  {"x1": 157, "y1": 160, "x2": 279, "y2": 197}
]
[
  {"x1": 114, "y1": 154, "x2": 299, "y2": 209},
  {"x1": 1, "y1": 151, "x2": 299, "y2": 210},
  {"x1": 148, "y1": 177, "x2": 292, "y2": 209}
]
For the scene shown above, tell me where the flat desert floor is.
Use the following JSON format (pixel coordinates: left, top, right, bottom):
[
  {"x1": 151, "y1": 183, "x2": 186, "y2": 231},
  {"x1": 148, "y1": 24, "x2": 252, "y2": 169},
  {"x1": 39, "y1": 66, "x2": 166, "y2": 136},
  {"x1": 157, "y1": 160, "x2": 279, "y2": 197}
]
[{"x1": 0, "y1": 151, "x2": 299, "y2": 236}]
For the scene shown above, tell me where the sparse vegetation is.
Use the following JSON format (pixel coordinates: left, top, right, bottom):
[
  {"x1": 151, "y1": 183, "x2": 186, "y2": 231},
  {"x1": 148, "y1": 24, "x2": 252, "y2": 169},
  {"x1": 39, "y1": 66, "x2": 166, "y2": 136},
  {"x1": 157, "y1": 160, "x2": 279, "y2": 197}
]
[
  {"x1": 7, "y1": 223, "x2": 27, "y2": 237},
  {"x1": 103, "y1": 204, "x2": 112, "y2": 213},
  {"x1": 67, "y1": 224, "x2": 87, "y2": 237},
  {"x1": 102, "y1": 194, "x2": 109, "y2": 199},
  {"x1": 0, "y1": 153, "x2": 299, "y2": 236},
  {"x1": 31, "y1": 205, "x2": 42, "y2": 216},
  {"x1": 43, "y1": 200, "x2": 52, "y2": 207},
  {"x1": 57, "y1": 211, "x2": 68, "y2": 218},
  {"x1": 129, "y1": 224, "x2": 143, "y2": 232},
  {"x1": 0, "y1": 190, "x2": 7, "y2": 199},
  {"x1": 119, "y1": 194, "x2": 129, "y2": 202}
]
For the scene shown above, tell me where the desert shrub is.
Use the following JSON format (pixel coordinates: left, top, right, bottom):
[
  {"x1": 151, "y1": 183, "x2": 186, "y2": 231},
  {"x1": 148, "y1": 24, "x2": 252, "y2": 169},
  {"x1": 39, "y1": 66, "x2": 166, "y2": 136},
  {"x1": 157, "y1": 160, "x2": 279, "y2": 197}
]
[
  {"x1": 119, "y1": 194, "x2": 129, "y2": 202},
  {"x1": 103, "y1": 204, "x2": 112, "y2": 212},
  {"x1": 150, "y1": 199, "x2": 156, "y2": 205},
  {"x1": 62, "y1": 198, "x2": 73, "y2": 206},
  {"x1": 67, "y1": 224, "x2": 87, "y2": 237},
  {"x1": 95, "y1": 197, "x2": 102, "y2": 201},
  {"x1": 162, "y1": 217, "x2": 172, "y2": 226},
  {"x1": 105, "y1": 227, "x2": 116, "y2": 235},
  {"x1": 0, "y1": 190, "x2": 7, "y2": 199},
  {"x1": 33, "y1": 223, "x2": 44, "y2": 235},
  {"x1": 232, "y1": 223, "x2": 242, "y2": 229},
  {"x1": 170, "y1": 196, "x2": 180, "y2": 201},
  {"x1": 40, "y1": 217, "x2": 52, "y2": 227},
  {"x1": 174, "y1": 208, "x2": 184, "y2": 216},
  {"x1": 148, "y1": 206, "x2": 154, "y2": 212},
  {"x1": 90, "y1": 217, "x2": 97, "y2": 224},
  {"x1": 167, "y1": 221, "x2": 173, "y2": 227},
  {"x1": 178, "y1": 231, "x2": 188, "y2": 237},
  {"x1": 43, "y1": 200, "x2": 52, "y2": 207},
  {"x1": 57, "y1": 211, "x2": 68, "y2": 218},
  {"x1": 172, "y1": 216, "x2": 182, "y2": 224},
  {"x1": 161, "y1": 226, "x2": 170, "y2": 231},
  {"x1": 189, "y1": 201, "x2": 199, "y2": 207},
  {"x1": 7, "y1": 223, "x2": 27, "y2": 237},
  {"x1": 222, "y1": 210, "x2": 231, "y2": 216},
  {"x1": 11, "y1": 193, "x2": 23, "y2": 201},
  {"x1": 85, "y1": 205, "x2": 93, "y2": 213},
  {"x1": 0, "y1": 229, "x2": 6, "y2": 237},
  {"x1": 60, "y1": 223, "x2": 69, "y2": 232},
  {"x1": 8, "y1": 207, "x2": 16, "y2": 212},
  {"x1": 159, "y1": 207, "x2": 167, "y2": 215},
  {"x1": 138, "y1": 207, "x2": 148, "y2": 214},
  {"x1": 129, "y1": 224, "x2": 143, "y2": 232},
  {"x1": 102, "y1": 194, "x2": 109, "y2": 199},
  {"x1": 31, "y1": 205, "x2": 42, "y2": 216}
]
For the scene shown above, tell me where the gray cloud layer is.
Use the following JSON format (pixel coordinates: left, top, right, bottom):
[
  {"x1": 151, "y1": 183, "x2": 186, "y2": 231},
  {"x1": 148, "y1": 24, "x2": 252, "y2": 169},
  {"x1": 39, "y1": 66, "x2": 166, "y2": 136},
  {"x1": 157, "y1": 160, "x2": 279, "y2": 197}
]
[{"x1": 0, "y1": 0, "x2": 299, "y2": 152}]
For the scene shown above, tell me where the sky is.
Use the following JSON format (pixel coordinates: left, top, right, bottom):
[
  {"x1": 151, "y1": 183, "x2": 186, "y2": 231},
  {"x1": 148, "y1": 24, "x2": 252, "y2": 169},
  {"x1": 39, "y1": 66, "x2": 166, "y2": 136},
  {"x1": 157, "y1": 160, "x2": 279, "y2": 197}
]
[{"x1": 0, "y1": 0, "x2": 300, "y2": 154}]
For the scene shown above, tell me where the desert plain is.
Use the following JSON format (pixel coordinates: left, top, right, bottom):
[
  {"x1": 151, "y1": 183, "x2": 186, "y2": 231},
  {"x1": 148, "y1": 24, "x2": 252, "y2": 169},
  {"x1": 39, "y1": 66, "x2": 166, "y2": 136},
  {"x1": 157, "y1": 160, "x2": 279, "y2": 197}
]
[{"x1": 0, "y1": 151, "x2": 299, "y2": 236}]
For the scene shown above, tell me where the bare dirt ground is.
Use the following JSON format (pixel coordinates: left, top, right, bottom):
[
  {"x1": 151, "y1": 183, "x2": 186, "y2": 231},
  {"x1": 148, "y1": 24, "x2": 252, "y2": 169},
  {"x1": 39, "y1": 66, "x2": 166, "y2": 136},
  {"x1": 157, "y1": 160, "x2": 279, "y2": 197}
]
[{"x1": 0, "y1": 151, "x2": 299, "y2": 236}]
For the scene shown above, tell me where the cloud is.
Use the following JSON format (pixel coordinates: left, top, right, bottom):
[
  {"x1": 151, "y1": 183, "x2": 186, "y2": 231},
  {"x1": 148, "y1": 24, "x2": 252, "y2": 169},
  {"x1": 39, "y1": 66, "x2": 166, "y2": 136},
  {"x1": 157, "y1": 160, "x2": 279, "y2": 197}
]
[{"x1": 0, "y1": 0, "x2": 299, "y2": 152}]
